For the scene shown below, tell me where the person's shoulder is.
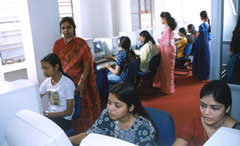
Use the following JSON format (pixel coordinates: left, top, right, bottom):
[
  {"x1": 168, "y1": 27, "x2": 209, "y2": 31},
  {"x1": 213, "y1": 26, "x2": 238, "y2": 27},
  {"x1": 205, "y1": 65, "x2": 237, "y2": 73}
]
[
  {"x1": 226, "y1": 116, "x2": 240, "y2": 129},
  {"x1": 55, "y1": 38, "x2": 64, "y2": 44},
  {"x1": 42, "y1": 77, "x2": 51, "y2": 84},
  {"x1": 117, "y1": 50, "x2": 126, "y2": 56},
  {"x1": 74, "y1": 37, "x2": 87, "y2": 43},
  {"x1": 137, "y1": 116, "x2": 155, "y2": 131},
  {"x1": 61, "y1": 75, "x2": 74, "y2": 84}
]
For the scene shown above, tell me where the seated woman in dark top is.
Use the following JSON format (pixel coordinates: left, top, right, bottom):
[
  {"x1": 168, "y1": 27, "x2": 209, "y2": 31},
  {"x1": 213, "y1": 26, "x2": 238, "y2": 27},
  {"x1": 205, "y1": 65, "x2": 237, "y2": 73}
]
[
  {"x1": 173, "y1": 80, "x2": 240, "y2": 146},
  {"x1": 104, "y1": 36, "x2": 136, "y2": 84},
  {"x1": 226, "y1": 16, "x2": 240, "y2": 84},
  {"x1": 69, "y1": 83, "x2": 158, "y2": 145}
]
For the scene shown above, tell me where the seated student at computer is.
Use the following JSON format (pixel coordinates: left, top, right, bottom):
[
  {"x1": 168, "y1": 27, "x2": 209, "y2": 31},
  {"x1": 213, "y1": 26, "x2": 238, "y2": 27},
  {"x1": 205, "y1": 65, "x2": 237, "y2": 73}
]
[
  {"x1": 172, "y1": 80, "x2": 240, "y2": 146},
  {"x1": 134, "y1": 30, "x2": 159, "y2": 72},
  {"x1": 39, "y1": 53, "x2": 75, "y2": 132},
  {"x1": 105, "y1": 36, "x2": 136, "y2": 83},
  {"x1": 175, "y1": 27, "x2": 188, "y2": 59},
  {"x1": 69, "y1": 83, "x2": 158, "y2": 145}
]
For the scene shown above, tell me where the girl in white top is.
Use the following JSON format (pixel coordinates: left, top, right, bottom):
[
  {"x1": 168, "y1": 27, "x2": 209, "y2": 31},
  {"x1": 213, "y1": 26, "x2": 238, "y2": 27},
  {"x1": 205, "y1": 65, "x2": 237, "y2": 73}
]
[
  {"x1": 39, "y1": 53, "x2": 75, "y2": 131},
  {"x1": 135, "y1": 30, "x2": 159, "y2": 72}
]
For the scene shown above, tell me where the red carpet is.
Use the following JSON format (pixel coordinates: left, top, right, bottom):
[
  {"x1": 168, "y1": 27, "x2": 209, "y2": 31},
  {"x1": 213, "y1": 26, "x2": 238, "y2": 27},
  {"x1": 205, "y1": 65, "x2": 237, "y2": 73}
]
[{"x1": 140, "y1": 73, "x2": 209, "y2": 135}]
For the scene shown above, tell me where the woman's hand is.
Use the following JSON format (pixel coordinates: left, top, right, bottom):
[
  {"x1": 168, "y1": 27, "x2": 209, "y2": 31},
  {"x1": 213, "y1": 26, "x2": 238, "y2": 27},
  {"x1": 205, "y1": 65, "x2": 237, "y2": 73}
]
[
  {"x1": 105, "y1": 63, "x2": 111, "y2": 69},
  {"x1": 76, "y1": 80, "x2": 84, "y2": 96},
  {"x1": 105, "y1": 54, "x2": 112, "y2": 60}
]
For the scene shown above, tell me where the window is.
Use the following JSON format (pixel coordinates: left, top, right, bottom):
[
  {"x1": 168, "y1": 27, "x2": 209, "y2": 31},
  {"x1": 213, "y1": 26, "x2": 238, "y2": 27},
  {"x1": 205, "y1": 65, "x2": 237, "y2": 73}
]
[
  {"x1": 58, "y1": 0, "x2": 74, "y2": 19},
  {"x1": 131, "y1": 0, "x2": 155, "y2": 31},
  {"x1": 0, "y1": 0, "x2": 25, "y2": 66}
]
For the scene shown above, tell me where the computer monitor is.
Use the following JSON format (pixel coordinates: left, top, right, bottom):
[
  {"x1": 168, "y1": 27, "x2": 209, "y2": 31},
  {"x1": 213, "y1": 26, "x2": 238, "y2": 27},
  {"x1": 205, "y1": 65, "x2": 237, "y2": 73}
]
[
  {"x1": 2, "y1": 109, "x2": 72, "y2": 146},
  {"x1": 80, "y1": 133, "x2": 137, "y2": 146},
  {"x1": 93, "y1": 40, "x2": 106, "y2": 61},
  {"x1": 112, "y1": 36, "x2": 121, "y2": 56},
  {"x1": 0, "y1": 79, "x2": 43, "y2": 143},
  {"x1": 85, "y1": 38, "x2": 95, "y2": 57}
]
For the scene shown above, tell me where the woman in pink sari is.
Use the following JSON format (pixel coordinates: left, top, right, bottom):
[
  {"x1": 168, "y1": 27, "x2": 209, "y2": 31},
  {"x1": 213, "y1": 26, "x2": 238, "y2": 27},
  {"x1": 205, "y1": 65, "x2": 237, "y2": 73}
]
[{"x1": 153, "y1": 12, "x2": 177, "y2": 94}]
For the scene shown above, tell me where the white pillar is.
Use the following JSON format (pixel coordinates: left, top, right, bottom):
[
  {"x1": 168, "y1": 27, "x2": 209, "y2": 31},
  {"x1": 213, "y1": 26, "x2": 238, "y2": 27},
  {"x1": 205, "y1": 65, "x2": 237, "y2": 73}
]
[{"x1": 18, "y1": 0, "x2": 60, "y2": 84}]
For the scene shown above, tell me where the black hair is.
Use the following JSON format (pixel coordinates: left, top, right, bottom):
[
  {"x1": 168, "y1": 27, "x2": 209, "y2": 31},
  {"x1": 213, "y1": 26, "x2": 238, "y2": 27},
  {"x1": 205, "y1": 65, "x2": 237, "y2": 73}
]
[
  {"x1": 179, "y1": 27, "x2": 187, "y2": 36},
  {"x1": 59, "y1": 17, "x2": 76, "y2": 36},
  {"x1": 200, "y1": 80, "x2": 232, "y2": 110},
  {"x1": 139, "y1": 30, "x2": 156, "y2": 45},
  {"x1": 230, "y1": 15, "x2": 240, "y2": 54},
  {"x1": 166, "y1": 16, "x2": 177, "y2": 30},
  {"x1": 41, "y1": 53, "x2": 73, "y2": 81},
  {"x1": 160, "y1": 12, "x2": 171, "y2": 19},
  {"x1": 120, "y1": 36, "x2": 136, "y2": 71},
  {"x1": 160, "y1": 12, "x2": 176, "y2": 30},
  {"x1": 200, "y1": 11, "x2": 211, "y2": 33},
  {"x1": 109, "y1": 83, "x2": 158, "y2": 139},
  {"x1": 187, "y1": 24, "x2": 197, "y2": 35},
  {"x1": 233, "y1": 16, "x2": 240, "y2": 33}
]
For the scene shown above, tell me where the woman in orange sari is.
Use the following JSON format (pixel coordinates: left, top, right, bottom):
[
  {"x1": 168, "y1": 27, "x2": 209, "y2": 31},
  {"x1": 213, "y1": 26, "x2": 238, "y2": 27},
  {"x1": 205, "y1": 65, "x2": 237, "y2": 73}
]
[
  {"x1": 53, "y1": 17, "x2": 101, "y2": 134},
  {"x1": 153, "y1": 12, "x2": 177, "y2": 94}
]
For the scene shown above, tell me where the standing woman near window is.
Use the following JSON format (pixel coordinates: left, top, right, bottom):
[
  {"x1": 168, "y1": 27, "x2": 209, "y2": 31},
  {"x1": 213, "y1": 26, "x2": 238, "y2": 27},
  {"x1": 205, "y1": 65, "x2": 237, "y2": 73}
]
[
  {"x1": 153, "y1": 12, "x2": 177, "y2": 94},
  {"x1": 192, "y1": 10, "x2": 211, "y2": 80},
  {"x1": 53, "y1": 17, "x2": 101, "y2": 134}
]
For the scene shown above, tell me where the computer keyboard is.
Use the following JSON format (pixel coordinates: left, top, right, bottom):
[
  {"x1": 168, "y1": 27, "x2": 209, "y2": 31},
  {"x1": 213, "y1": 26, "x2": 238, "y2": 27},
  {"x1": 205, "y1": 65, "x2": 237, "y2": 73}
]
[
  {"x1": 96, "y1": 60, "x2": 115, "y2": 70},
  {"x1": 95, "y1": 56, "x2": 109, "y2": 64}
]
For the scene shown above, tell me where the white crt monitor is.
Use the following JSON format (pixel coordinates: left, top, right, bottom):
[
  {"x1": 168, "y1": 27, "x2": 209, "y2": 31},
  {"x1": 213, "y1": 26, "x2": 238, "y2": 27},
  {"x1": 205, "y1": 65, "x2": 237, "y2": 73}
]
[
  {"x1": 80, "y1": 133, "x2": 137, "y2": 146},
  {"x1": 93, "y1": 40, "x2": 106, "y2": 62},
  {"x1": 96, "y1": 37, "x2": 121, "y2": 56},
  {"x1": 111, "y1": 36, "x2": 121, "y2": 56},
  {"x1": 203, "y1": 127, "x2": 240, "y2": 146},
  {"x1": 85, "y1": 38, "x2": 95, "y2": 57},
  {"x1": 2, "y1": 110, "x2": 72, "y2": 146},
  {"x1": 0, "y1": 79, "x2": 43, "y2": 143}
]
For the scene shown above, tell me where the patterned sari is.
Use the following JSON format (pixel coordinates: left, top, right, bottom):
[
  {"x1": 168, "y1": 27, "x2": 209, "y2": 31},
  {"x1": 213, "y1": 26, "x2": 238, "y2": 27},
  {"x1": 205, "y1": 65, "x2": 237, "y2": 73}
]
[{"x1": 53, "y1": 37, "x2": 101, "y2": 133}]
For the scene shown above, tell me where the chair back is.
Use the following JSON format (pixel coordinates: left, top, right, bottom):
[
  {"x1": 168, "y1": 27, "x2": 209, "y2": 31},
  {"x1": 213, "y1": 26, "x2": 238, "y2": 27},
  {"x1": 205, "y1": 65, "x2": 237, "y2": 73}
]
[
  {"x1": 95, "y1": 68, "x2": 109, "y2": 101},
  {"x1": 124, "y1": 58, "x2": 140, "y2": 83},
  {"x1": 183, "y1": 43, "x2": 192, "y2": 56},
  {"x1": 149, "y1": 53, "x2": 161, "y2": 74},
  {"x1": 72, "y1": 92, "x2": 81, "y2": 118},
  {"x1": 145, "y1": 107, "x2": 175, "y2": 146}
]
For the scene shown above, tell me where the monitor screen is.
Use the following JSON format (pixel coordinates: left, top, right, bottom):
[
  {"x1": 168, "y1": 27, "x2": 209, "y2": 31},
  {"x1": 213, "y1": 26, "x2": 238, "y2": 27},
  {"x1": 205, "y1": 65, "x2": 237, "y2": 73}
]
[
  {"x1": 93, "y1": 41, "x2": 104, "y2": 54},
  {"x1": 117, "y1": 37, "x2": 120, "y2": 47},
  {"x1": 112, "y1": 37, "x2": 120, "y2": 56},
  {"x1": 93, "y1": 40, "x2": 106, "y2": 59}
]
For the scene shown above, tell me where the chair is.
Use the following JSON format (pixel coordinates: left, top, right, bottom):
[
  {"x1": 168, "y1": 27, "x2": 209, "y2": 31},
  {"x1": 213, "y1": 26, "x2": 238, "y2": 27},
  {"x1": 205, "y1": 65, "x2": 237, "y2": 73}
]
[
  {"x1": 137, "y1": 53, "x2": 161, "y2": 95},
  {"x1": 95, "y1": 68, "x2": 109, "y2": 109},
  {"x1": 124, "y1": 58, "x2": 140, "y2": 84},
  {"x1": 145, "y1": 107, "x2": 175, "y2": 146},
  {"x1": 175, "y1": 43, "x2": 192, "y2": 76},
  {"x1": 65, "y1": 92, "x2": 81, "y2": 136}
]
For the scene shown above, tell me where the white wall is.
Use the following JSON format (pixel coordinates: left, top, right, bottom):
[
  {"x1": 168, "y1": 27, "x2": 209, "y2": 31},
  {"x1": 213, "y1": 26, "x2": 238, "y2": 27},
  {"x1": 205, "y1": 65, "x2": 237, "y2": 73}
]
[
  {"x1": 76, "y1": 0, "x2": 113, "y2": 38},
  {"x1": 154, "y1": 0, "x2": 211, "y2": 39},
  {"x1": 19, "y1": 0, "x2": 60, "y2": 84},
  {"x1": 112, "y1": 0, "x2": 132, "y2": 35}
]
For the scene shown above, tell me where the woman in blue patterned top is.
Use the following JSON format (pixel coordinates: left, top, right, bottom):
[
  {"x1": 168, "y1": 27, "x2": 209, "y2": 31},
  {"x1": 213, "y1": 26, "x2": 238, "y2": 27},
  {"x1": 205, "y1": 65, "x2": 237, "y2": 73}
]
[
  {"x1": 104, "y1": 36, "x2": 136, "y2": 83},
  {"x1": 70, "y1": 83, "x2": 158, "y2": 145}
]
